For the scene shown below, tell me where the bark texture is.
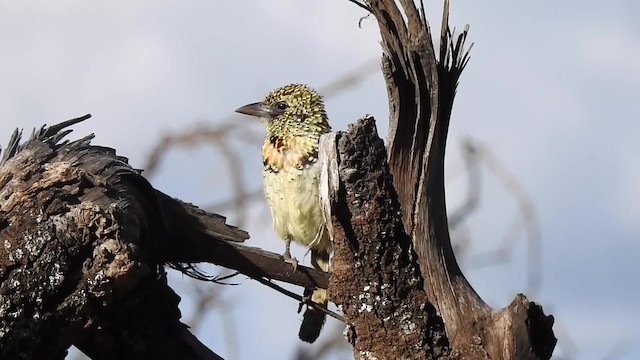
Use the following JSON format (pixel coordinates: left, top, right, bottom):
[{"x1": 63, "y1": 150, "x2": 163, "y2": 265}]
[
  {"x1": 319, "y1": 118, "x2": 450, "y2": 359},
  {"x1": 0, "y1": 114, "x2": 333, "y2": 359},
  {"x1": 316, "y1": 0, "x2": 556, "y2": 358},
  {"x1": 0, "y1": 116, "x2": 330, "y2": 359},
  {"x1": 0, "y1": 116, "x2": 310, "y2": 360},
  {"x1": 0, "y1": 116, "x2": 227, "y2": 359}
]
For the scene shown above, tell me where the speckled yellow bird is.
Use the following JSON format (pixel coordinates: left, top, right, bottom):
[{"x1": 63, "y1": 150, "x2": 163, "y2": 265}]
[{"x1": 235, "y1": 83, "x2": 331, "y2": 343}]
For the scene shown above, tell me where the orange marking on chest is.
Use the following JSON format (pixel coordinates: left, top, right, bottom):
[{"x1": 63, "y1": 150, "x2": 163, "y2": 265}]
[{"x1": 262, "y1": 138, "x2": 305, "y2": 169}]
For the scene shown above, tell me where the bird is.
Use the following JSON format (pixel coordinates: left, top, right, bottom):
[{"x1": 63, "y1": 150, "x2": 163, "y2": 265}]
[{"x1": 235, "y1": 83, "x2": 331, "y2": 343}]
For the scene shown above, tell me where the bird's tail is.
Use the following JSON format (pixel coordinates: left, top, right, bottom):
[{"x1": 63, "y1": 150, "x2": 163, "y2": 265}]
[{"x1": 298, "y1": 249, "x2": 329, "y2": 343}]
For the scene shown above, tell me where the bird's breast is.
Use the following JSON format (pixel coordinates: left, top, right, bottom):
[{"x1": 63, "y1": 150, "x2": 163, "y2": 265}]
[{"x1": 262, "y1": 163, "x2": 330, "y2": 251}]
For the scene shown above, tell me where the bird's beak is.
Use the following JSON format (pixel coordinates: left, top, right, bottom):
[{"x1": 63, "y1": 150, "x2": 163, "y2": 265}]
[{"x1": 235, "y1": 102, "x2": 271, "y2": 118}]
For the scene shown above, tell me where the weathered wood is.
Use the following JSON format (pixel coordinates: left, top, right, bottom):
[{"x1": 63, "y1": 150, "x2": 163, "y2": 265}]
[
  {"x1": 0, "y1": 116, "x2": 224, "y2": 359},
  {"x1": 319, "y1": 117, "x2": 451, "y2": 359},
  {"x1": 157, "y1": 191, "x2": 328, "y2": 289},
  {"x1": 361, "y1": 0, "x2": 556, "y2": 358},
  {"x1": 0, "y1": 116, "x2": 328, "y2": 359}
]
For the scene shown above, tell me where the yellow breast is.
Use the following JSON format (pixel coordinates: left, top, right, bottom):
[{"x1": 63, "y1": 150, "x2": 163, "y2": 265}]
[{"x1": 263, "y1": 163, "x2": 330, "y2": 252}]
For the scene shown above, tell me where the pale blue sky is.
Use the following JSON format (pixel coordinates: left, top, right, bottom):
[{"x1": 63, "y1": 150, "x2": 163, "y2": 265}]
[{"x1": 0, "y1": 1, "x2": 638, "y2": 359}]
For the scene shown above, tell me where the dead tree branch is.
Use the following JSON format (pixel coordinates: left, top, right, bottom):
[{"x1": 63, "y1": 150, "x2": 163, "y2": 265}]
[
  {"x1": 319, "y1": 117, "x2": 450, "y2": 359},
  {"x1": 0, "y1": 116, "x2": 327, "y2": 359},
  {"x1": 155, "y1": 190, "x2": 328, "y2": 290},
  {"x1": 331, "y1": 0, "x2": 556, "y2": 359},
  {"x1": 0, "y1": 115, "x2": 223, "y2": 359}
]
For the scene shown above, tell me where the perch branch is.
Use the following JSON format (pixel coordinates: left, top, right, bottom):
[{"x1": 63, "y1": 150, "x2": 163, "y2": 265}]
[{"x1": 0, "y1": 116, "x2": 330, "y2": 359}]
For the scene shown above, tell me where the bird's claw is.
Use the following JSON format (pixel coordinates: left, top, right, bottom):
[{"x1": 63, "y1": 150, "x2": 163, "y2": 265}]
[
  {"x1": 284, "y1": 256, "x2": 299, "y2": 272},
  {"x1": 283, "y1": 239, "x2": 298, "y2": 271}
]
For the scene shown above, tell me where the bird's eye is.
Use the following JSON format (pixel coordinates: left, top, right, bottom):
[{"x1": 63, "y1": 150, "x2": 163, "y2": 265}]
[{"x1": 275, "y1": 101, "x2": 289, "y2": 111}]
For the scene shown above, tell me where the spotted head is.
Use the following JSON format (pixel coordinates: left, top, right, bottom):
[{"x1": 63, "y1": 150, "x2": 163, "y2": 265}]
[{"x1": 235, "y1": 83, "x2": 331, "y2": 140}]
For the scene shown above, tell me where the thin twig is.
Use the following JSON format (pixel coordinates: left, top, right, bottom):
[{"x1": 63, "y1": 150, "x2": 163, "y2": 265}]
[
  {"x1": 253, "y1": 276, "x2": 345, "y2": 323},
  {"x1": 347, "y1": 0, "x2": 373, "y2": 13}
]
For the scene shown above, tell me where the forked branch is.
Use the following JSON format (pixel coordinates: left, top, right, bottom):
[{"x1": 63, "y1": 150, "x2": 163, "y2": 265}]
[{"x1": 341, "y1": 0, "x2": 557, "y2": 358}]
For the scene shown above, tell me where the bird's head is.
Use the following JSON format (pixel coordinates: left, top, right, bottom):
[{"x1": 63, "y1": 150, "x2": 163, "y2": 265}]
[{"x1": 235, "y1": 83, "x2": 330, "y2": 139}]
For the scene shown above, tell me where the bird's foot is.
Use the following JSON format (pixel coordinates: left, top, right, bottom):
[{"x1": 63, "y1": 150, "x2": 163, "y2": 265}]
[{"x1": 283, "y1": 250, "x2": 298, "y2": 272}]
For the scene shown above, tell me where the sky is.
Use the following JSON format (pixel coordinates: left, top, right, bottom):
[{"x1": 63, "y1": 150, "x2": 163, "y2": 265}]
[{"x1": 0, "y1": 1, "x2": 638, "y2": 359}]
